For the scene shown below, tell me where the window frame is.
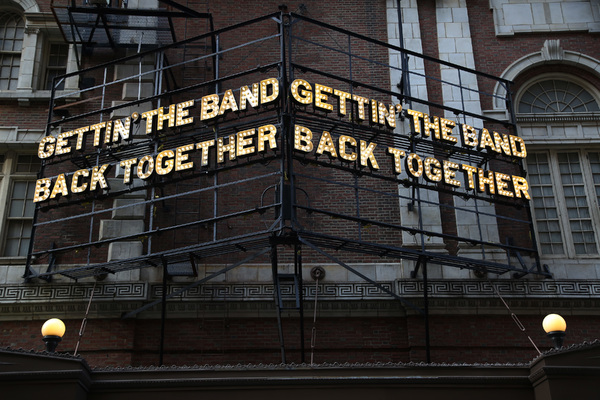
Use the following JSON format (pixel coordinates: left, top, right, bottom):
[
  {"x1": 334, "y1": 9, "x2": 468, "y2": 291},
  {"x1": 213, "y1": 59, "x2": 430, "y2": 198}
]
[
  {"x1": 516, "y1": 73, "x2": 600, "y2": 119},
  {"x1": 0, "y1": 150, "x2": 39, "y2": 260},
  {"x1": 0, "y1": 10, "x2": 25, "y2": 91},
  {"x1": 518, "y1": 73, "x2": 600, "y2": 259},
  {"x1": 527, "y1": 148, "x2": 600, "y2": 258},
  {"x1": 0, "y1": 7, "x2": 79, "y2": 101}
]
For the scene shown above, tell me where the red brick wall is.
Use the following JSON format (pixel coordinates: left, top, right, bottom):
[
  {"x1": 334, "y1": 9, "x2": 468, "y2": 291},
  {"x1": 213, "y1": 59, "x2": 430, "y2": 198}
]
[{"x1": 2, "y1": 311, "x2": 597, "y2": 367}]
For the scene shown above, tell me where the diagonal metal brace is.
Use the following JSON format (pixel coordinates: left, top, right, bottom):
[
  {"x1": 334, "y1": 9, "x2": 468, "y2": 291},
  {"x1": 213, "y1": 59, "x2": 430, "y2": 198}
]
[
  {"x1": 122, "y1": 247, "x2": 270, "y2": 319},
  {"x1": 298, "y1": 237, "x2": 424, "y2": 315}
]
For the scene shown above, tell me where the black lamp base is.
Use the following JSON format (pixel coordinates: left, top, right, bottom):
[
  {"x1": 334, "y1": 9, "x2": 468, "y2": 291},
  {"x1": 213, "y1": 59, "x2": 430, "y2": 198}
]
[
  {"x1": 547, "y1": 331, "x2": 566, "y2": 349},
  {"x1": 43, "y1": 335, "x2": 62, "y2": 353}
]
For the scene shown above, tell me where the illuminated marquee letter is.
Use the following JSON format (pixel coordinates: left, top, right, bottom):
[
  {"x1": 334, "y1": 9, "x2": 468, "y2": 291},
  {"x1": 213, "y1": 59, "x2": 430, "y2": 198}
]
[
  {"x1": 141, "y1": 109, "x2": 159, "y2": 134},
  {"x1": 137, "y1": 155, "x2": 154, "y2": 180},
  {"x1": 461, "y1": 164, "x2": 478, "y2": 190},
  {"x1": 236, "y1": 129, "x2": 255, "y2": 156},
  {"x1": 479, "y1": 129, "x2": 497, "y2": 153},
  {"x1": 201, "y1": 94, "x2": 220, "y2": 121},
  {"x1": 55, "y1": 131, "x2": 75, "y2": 156},
  {"x1": 333, "y1": 89, "x2": 351, "y2": 116},
  {"x1": 258, "y1": 125, "x2": 277, "y2": 152},
  {"x1": 156, "y1": 150, "x2": 175, "y2": 175},
  {"x1": 359, "y1": 140, "x2": 379, "y2": 170},
  {"x1": 260, "y1": 78, "x2": 279, "y2": 105},
  {"x1": 387, "y1": 147, "x2": 405, "y2": 174},
  {"x1": 290, "y1": 79, "x2": 313, "y2": 105},
  {"x1": 38, "y1": 136, "x2": 56, "y2": 159},
  {"x1": 339, "y1": 135, "x2": 357, "y2": 162},
  {"x1": 510, "y1": 136, "x2": 527, "y2": 158},
  {"x1": 219, "y1": 89, "x2": 239, "y2": 116},
  {"x1": 112, "y1": 117, "x2": 131, "y2": 143},
  {"x1": 378, "y1": 103, "x2": 396, "y2": 128},
  {"x1": 33, "y1": 178, "x2": 52, "y2": 203},
  {"x1": 71, "y1": 169, "x2": 89, "y2": 193},
  {"x1": 294, "y1": 125, "x2": 313, "y2": 153},
  {"x1": 424, "y1": 157, "x2": 442, "y2": 182},
  {"x1": 176, "y1": 144, "x2": 195, "y2": 171},
  {"x1": 74, "y1": 126, "x2": 90, "y2": 151},
  {"x1": 460, "y1": 124, "x2": 478, "y2": 148},
  {"x1": 352, "y1": 95, "x2": 369, "y2": 121},
  {"x1": 90, "y1": 164, "x2": 110, "y2": 190},
  {"x1": 493, "y1": 132, "x2": 511, "y2": 156},
  {"x1": 157, "y1": 105, "x2": 176, "y2": 131},
  {"x1": 314, "y1": 84, "x2": 333, "y2": 112},
  {"x1": 196, "y1": 139, "x2": 215, "y2": 166},
  {"x1": 478, "y1": 168, "x2": 495, "y2": 194},
  {"x1": 512, "y1": 176, "x2": 530, "y2": 199},
  {"x1": 439, "y1": 118, "x2": 457, "y2": 144},
  {"x1": 495, "y1": 172, "x2": 513, "y2": 197},
  {"x1": 176, "y1": 100, "x2": 195, "y2": 126},
  {"x1": 406, "y1": 109, "x2": 423, "y2": 134},
  {"x1": 406, "y1": 153, "x2": 423, "y2": 178},
  {"x1": 443, "y1": 160, "x2": 461, "y2": 187},
  {"x1": 120, "y1": 158, "x2": 138, "y2": 184},
  {"x1": 316, "y1": 131, "x2": 337, "y2": 158},
  {"x1": 50, "y1": 174, "x2": 69, "y2": 199},
  {"x1": 240, "y1": 84, "x2": 259, "y2": 110},
  {"x1": 217, "y1": 135, "x2": 237, "y2": 163}
]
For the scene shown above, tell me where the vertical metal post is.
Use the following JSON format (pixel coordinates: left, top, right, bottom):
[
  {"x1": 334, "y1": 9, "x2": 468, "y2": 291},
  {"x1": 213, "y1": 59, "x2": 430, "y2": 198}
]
[
  {"x1": 159, "y1": 261, "x2": 168, "y2": 366},
  {"x1": 271, "y1": 242, "x2": 286, "y2": 363},
  {"x1": 295, "y1": 242, "x2": 305, "y2": 363},
  {"x1": 422, "y1": 257, "x2": 431, "y2": 363}
]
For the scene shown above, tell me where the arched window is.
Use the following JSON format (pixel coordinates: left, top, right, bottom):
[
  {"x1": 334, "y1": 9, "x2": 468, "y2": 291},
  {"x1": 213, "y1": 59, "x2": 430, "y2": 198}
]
[
  {"x1": 518, "y1": 79, "x2": 600, "y2": 114},
  {"x1": 0, "y1": 11, "x2": 24, "y2": 90},
  {"x1": 521, "y1": 77, "x2": 600, "y2": 257}
]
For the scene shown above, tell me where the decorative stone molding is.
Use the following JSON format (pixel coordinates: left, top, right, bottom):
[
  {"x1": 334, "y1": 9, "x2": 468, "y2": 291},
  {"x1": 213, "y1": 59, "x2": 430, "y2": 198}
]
[
  {"x1": 517, "y1": 114, "x2": 600, "y2": 123},
  {"x1": 0, "y1": 283, "x2": 146, "y2": 303},
  {"x1": 2, "y1": 280, "x2": 600, "y2": 306},
  {"x1": 541, "y1": 40, "x2": 564, "y2": 61},
  {"x1": 489, "y1": 49, "x2": 600, "y2": 114}
]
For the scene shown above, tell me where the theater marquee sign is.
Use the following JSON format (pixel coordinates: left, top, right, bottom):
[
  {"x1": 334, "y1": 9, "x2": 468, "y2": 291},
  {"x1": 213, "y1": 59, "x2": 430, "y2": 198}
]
[{"x1": 33, "y1": 77, "x2": 530, "y2": 204}]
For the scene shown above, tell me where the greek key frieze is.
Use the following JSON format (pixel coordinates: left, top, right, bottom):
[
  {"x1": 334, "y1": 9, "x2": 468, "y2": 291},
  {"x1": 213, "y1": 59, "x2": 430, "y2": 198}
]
[{"x1": 0, "y1": 283, "x2": 147, "y2": 303}]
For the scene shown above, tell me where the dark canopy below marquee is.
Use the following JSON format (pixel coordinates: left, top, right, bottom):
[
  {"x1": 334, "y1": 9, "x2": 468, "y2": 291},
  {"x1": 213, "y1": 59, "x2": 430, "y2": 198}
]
[{"x1": 1, "y1": 341, "x2": 600, "y2": 400}]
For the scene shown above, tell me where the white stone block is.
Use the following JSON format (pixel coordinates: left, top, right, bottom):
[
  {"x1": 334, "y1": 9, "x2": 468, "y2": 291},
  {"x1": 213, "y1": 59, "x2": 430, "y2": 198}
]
[
  {"x1": 387, "y1": 7, "x2": 398, "y2": 23},
  {"x1": 562, "y1": 2, "x2": 594, "y2": 22},
  {"x1": 107, "y1": 241, "x2": 143, "y2": 261},
  {"x1": 441, "y1": 266, "x2": 470, "y2": 279},
  {"x1": 437, "y1": 23, "x2": 447, "y2": 38},
  {"x1": 227, "y1": 266, "x2": 258, "y2": 282},
  {"x1": 445, "y1": 22, "x2": 464, "y2": 38},
  {"x1": 455, "y1": 37, "x2": 473, "y2": 54},
  {"x1": 107, "y1": 178, "x2": 147, "y2": 197},
  {"x1": 122, "y1": 82, "x2": 154, "y2": 100},
  {"x1": 452, "y1": 8, "x2": 469, "y2": 23},
  {"x1": 100, "y1": 219, "x2": 145, "y2": 240},
  {"x1": 403, "y1": 8, "x2": 420, "y2": 25},
  {"x1": 376, "y1": 263, "x2": 403, "y2": 281},
  {"x1": 531, "y1": 3, "x2": 547, "y2": 25},
  {"x1": 503, "y1": 4, "x2": 534, "y2": 25},
  {"x1": 438, "y1": 37, "x2": 457, "y2": 53},
  {"x1": 112, "y1": 198, "x2": 146, "y2": 219},
  {"x1": 437, "y1": 7, "x2": 453, "y2": 22},
  {"x1": 114, "y1": 64, "x2": 155, "y2": 81},
  {"x1": 548, "y1": 2, "x2": 564, "y2": 24}
]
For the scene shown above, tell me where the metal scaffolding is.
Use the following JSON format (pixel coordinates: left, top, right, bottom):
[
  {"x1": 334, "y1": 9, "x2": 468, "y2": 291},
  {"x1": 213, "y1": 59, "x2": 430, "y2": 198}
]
[{"x1": 27, "y1": 8, "x2": 549, "y2": 363}]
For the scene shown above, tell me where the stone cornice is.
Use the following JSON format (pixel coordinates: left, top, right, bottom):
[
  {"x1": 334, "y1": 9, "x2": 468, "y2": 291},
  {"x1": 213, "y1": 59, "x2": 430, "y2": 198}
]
[{"x1": 517, "y1": 113, "x2": 600, "y2": 123}]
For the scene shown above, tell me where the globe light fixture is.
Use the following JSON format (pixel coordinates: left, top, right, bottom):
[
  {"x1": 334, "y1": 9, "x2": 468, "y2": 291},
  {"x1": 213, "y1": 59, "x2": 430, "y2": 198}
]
[
  {"x1": 41, "y1": 318, "x2": 66, "y2": 353},
  {"x1": 542, "y1": 314, "x2": 566, "y2": 349}
]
